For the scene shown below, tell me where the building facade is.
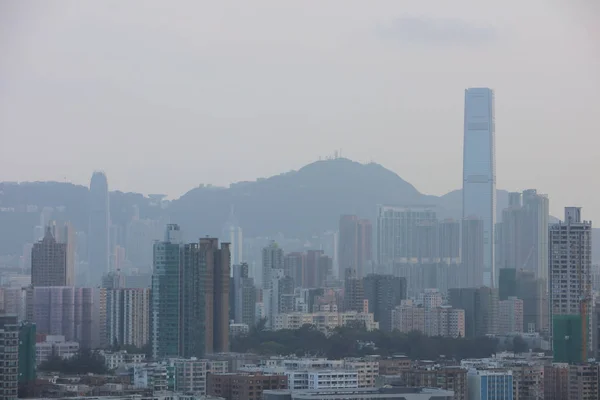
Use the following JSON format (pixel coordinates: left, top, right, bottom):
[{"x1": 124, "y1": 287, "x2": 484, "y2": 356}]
[
  {"x1": 31, "y1": 228, "x2": 68, "y2": 287},
  {"x1": 88, "y1": 171, "x2": 110, "y2": 286},
  {"x1": 0, "y1": 315, "x2": 19, "y2": 400},
  {"x1": 106, "y1": 288, "x2": 150, "y2": 348}
]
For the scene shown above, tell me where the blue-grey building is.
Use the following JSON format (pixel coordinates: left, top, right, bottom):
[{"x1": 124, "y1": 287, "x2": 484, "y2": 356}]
[
  {"x1": 462, "y1": 88, "x2": 496, "y2": 287},
  {"x1": 467, "y1": 369, "x2": 513, "y2": 400},
  {"x1": 88, "y1": 171, "x2": 110, "y2": 286}
]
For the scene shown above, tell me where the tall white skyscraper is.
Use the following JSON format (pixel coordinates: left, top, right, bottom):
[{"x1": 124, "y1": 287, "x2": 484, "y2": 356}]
[
  {"x1": 89, "y1": 171, "x2": 110, "y2": 285},
  {"x1": 222, "y1": 206, "x2": 243, "y2": 269},
  {"x1": 462, "y1": 88, "x2": 496, "y2": 287},
  {"x1": 262, "y1": 241, "x2": 283, "y2": 289}
]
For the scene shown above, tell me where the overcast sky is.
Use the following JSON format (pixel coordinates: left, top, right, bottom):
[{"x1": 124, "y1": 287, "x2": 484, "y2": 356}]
[{"x1": 1, "y1": 1, "x2": 599, "y2": 220}]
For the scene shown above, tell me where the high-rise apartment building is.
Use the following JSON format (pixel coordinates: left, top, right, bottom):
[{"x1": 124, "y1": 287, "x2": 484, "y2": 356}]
[
  {"x1": 415, "y1": 220, "x2": 438, "y2": 263},
  {"x1": 362, "y1": 274, "x2": 407, "y2": 332},
  {"x1": 461, "y1": 217, "x2": 484, "y2": 288},
  {"x1": 31, "y1": 228, "x2": 68, "y2": 287},
  {"x1": 462, "y1": 87, "x2": 496, "y2": 287},
  {"x1": 338, "y1": 215, "x2": 372, "y2": 279},
  {"x1": 18, "y1": 322, "x2": 36, "y2": 398},
  {"x1": 151, "y1": 226, "x2": 231, "y2": 358},
  {"x1": 344, "y1": 268, "x2": 365, "y2": 313},
  {"x1": 305, "y1": 250, "x2": 332, "y2": 288},
  {"x1": 25, "y1": 286, "x2": 99, "y2": 349},
  {"x1": 222, "y1": 207, "x2": 243, "y2": 268},
  {"x1": 568, "y1": 363, "x2": 599, "y2": 400},
  {"x1": 550, "y1": 207, "x2": 592, "y2": 363},
  {"x1": 106, "y1": 288, "x2": 150, "y2": 348},
  {"x1": 439, "y1": 219, "x2": 460, "y2": 264},
  {"x1": 0, "y1": 315, "x2": 18, "y2": 400},
  {"x1": 262, "y1": 242, "x2": 284, "y2": 289},
  {"x1": 376, "y1": 205, "x2": 437, "y2": 267},
  {"x1": 88, "y1": 171, "x2": 110, "y2": 285}
]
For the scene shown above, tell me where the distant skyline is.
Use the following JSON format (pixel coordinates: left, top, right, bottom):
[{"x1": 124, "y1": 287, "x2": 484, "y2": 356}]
[{"x1": 1, "y1": 1, "x2": 599, "y2": 222}]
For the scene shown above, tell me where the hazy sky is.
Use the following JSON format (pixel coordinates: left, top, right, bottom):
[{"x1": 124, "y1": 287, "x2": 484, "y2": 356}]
[{"x1": 1, "y1": 1, "x2": 599, "y2": 220}]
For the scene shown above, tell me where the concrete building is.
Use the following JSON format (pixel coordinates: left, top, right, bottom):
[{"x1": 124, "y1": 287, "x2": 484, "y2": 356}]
[
  {"x1": 549, "y1": 207, "x2": 592, "y2": 362},
  {"x1": 263, "y1": 387, "x2": 454, "y2": 400},
  {"x1": 25, "y1": 286, "x2": 100, "y2": 348},
  {"x1": 272, "y1": 310, "x2": 377, "y2": 332},
  {"x1": 508, "y1": 364, "x2": 544, "y2": 400},
  {"x1": 31, "y1": 228, "x2": 68, "y2": 287},
  {"x1": 343, "y1": 269, "x2": 365, "y2": 313},
  {"x1": 101, "y1": 350, "x2": 146, "y2": 370},
  {"x1": 171, "y1": 358, "x2": 209, "y2": 395},
  {"x1": 462, "y1": 87, "x2": 496, "y2": 288},
  {"x1": 343, "y1": 358, "x2": 379, "y2": 388},
  {"x1": 262, "y1": 242, "x2": 284, "y2": 289},
  {"x1": 36, "y1": 335, "x2": 79, "y2": 365},
  {"x1": 568, "y1": 363, "x2": 598, "y2": 400},
  {"x1": 0, "y1": 315, "x2": 19, "y2": 400},
  {"x1": 88, "y1": 171, "x2": 110, "y2": 286},
  {"x1": 208, "y1": 373, "x2": 288, "y2": 400},
  {"x1": 338, "y1": 215, "x2": 372, "y2": 279},
  {"x1": 543, "y1": 364, "x2": 569, "y2": 400},
  {"x1": 106, "y1": 288, "x2": 150, "y2": 348},
  {"x1": 222, "y1": 207, "x2": 243, "y2": 268},
  {"x1": 439, "y1": 219, "x2": 460, "y2": 264},
  {"x1": 232, "y1": 263, "x2": 256, "y2": 327},
  {"x1": 376, "y1": 205, "x2": 437, "y2": 267},
  {"x1": 284, "y1": 252, "x2": 306, "y2": 288},
  {"x1": 362, "y1": 274, "x2": 407, "y2": 332},
  {"x1": 467, "y1": 369, "x2": 513, "y2": 400},
  {"x1": 18, "y1": 321, "x2": 36, "y2": 398},
  {"x1": 392, "y1": 302, "x2": 465, "y2": 338},
  {"x1": 395, "y1": 367, "x2": 468, "y2": 400},
  {"x1": 449, "y1": 287, "x2": 498, "y2": 338},
  {"x1": 498, "y1": 297, "x2": 523, "y2": 334}
]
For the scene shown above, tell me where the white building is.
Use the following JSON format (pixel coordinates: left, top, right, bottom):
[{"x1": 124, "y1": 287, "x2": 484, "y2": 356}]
[
  {"x1": 393, "y1": 302, "x2": 464, "y2": 338},
  {"x1": 102, "y1": 350, "x2": 147, "y2": 370},
  {"x1": 343, "y1": 358, "x2": 379, "y2": 388},
  {"x1": 172, "y1": 358, "x2": 209, "y2": 395},
  {"x1": 420, "y1": 289, "x2": 443, "y2": 309},
  {"x1": 229, "y1": 323, "x2": 249, "y2": 337},
  {"x1": 272, "y1": 311, "x2": 377, "y2": 332},
  {"x1": 36, "y1": 335, "x2": 79, "y2": 365},
  {"x1": 307, "y1": 370, "x2": 358, "y2": 390}
]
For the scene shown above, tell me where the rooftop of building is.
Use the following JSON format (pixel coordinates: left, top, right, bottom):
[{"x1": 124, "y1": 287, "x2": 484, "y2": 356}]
[{"x1": 264, "y1": 387, "x2": 452, "y2": 396}]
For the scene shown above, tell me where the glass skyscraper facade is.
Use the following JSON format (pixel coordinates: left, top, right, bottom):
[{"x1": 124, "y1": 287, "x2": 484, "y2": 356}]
[{"x1": 462, "y1": 88, "x2": 496, "y2": 287}]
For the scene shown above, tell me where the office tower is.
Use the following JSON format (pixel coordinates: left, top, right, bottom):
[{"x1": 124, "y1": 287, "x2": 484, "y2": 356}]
[
  {"x1": 18, "y1": 322, "x2": 36, "y2": 398},
  {"x1": 262, "y1": 241, "x2": 284, "y2": 289},
  {"x1": 438, "y1": 219, "x2": 460, "y2": 264},
  {"x1": 338, "y1": 215, "x2": 372, "y2": 279},
  {"x1": 50, "y1": 221, "x2": 76, "y2": 286},
  {"x1": 233, "y1": 263, "x2": 256, "y2": 327},
  {"x1": 89, "y1": 171, "x2": 110, "y2": 285},
  {"x1": 284, "y1": 252, "x2": 306, "y2": 287},
  {"x1": 461, "y1": 217, "x2": 484, "y2": 288},
  {"x1": 362, "y1": 274, "x2": 407, "y2": 332},
  {"x1": 31, "y1": 227, "x2": 68, "y2": 287},
  {"x1": 25, "y1": 286, "x2": 97, "y2": 348},
  {"x1": 416, "y1": 220, "x2": 438, "y2": 263},
  {"x1": 151, "y1": 224, "x2": 182, "y2": 359},
  {"x1": 498, "y1": 296, "x2": 523, "y2": 334},
  {"x1": 0, "y1": 315, "x2": 18, "y2": 400},
  {"x1": 449, "y1": 287, "x2": 498, "y2": 338},
  {"x1": 222, "y1": 207, "x2": 243, "y2": 268},
  {"x1": 376, "y1": 205, "x2": 437, "y2": 267},
  {"x1": 498, "y1": 268, "x2": 517, "y2": 301},
  {"x1": 467, "y1": 370, "x2": 513, "y2": 400},
  {"x1": 462, "y1": 87, "x2": 496, "y2": 287},
  {"x1": 550, "y1": 207, "x2": 592, "y2": 363},
  {"x1": 200, "y1": 237, "x2": 230, "y2": 354},
  {"x1": 102, "y1": 270, "x2": 125, "y2": 289},
  {"x1": 264, "y1": 270, "x2": 295, "y2": 328},
  {"x1": 344, "y1": 268, "x2": 365, "y2": 312},
  {"x1": 106, "y1": 288, "x2": 150, "y2": 348}
]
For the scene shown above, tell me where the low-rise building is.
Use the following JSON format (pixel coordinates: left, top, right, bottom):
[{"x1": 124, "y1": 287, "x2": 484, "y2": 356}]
[
  {"x1": 263, "y1": 387, "x2": 454, "y2": 400},
  {"x1": 207, "y1": 373, "x2": 287, "y2": 400},
  {"x1": 36, "y1": 335, "x2": 79, "y2": 365},
  {"x1": 102, "y1": 351, "x2": 147, "y2": 370},
  {"x1": 467, "y1": 369, "x2": 513, "y2": 400}
]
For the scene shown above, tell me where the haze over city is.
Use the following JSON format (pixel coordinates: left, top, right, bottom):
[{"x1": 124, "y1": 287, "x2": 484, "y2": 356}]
[
  {"x1": 2, "y1": 2, "x2": 600, "y2": 400},
  {"x1": 1, "y1": 0, "x2": 599, "y2": 221}
]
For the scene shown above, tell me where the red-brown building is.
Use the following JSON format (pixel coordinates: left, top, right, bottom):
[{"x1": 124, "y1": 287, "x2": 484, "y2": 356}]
[{"x1": 208, "y1": 373, "x2": 287, "y2": 400}]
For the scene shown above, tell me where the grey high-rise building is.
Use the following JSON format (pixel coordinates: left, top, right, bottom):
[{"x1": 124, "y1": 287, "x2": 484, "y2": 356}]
[
  {"x1": 31, "y1": 227, "x2": 68, "y2": 287},
  {"x1": 438, "y1": 219, "x2": 460, "y2": 263},
  {"x1": 233, "y1": 263, "x2": 256, "y2": 327},
  {"x1": 262, "y1": 241, "x2": 284, "y2": 289},
  {"x1": 89, "y1": 171, "x2": 110, "y2": 285},
  {"x1": 449, "y1": 287, "x2": 498, "y2": 338},
  {"x1": 462, "y1": 88, "x2": 496, "y2": 287},
  {"x1": 363, "y1": 274, "x2": 407, "y2": 332},
  {"x1": 461, "y1": 217, "x2": 484, "y2": 288},
  {"x1": 0, "y1": 315, "x2": 18, "y2": 400},
  {"x1": 376, "y1": 205, "x2": 437, "y2": 267},
  {"x1": 338, "y1": 215, "x2": 372, "y2": 279}
]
